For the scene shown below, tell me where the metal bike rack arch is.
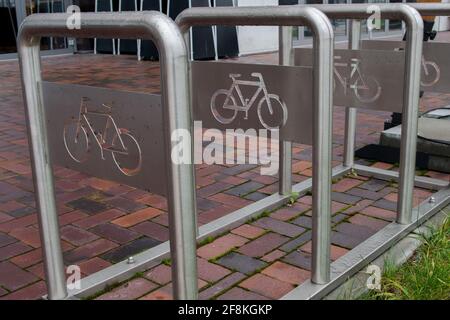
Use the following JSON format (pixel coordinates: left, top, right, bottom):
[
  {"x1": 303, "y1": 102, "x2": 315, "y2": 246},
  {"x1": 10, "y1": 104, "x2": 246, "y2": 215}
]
[
  {"x1": 341, "y1": 2, "x2": 450, "y2": 192},
  {"x1": 280, "y1": 3, "x2": 450, "y2": 299},
  {"x1": 18, "y1": 11, "x2": 197, "y2": 300},
  {"x1": 176, "y1": 5, "x2": 335, "y2": 286}
]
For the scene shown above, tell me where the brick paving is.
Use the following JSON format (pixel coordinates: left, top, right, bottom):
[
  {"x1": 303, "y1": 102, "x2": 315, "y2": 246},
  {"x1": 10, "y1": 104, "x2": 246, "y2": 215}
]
[{"x1": 0, "y1": 33, "x2": 449, "y2": 299}]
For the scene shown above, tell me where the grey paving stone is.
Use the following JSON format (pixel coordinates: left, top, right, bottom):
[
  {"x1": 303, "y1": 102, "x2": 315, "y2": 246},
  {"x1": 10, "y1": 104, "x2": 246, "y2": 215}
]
[
  {"x1": 331, "y1": 192, "x2": 362, "y2": 205},
  {"x1": 346, "y1": 188, "x2": 384, "y2": 201},
  {"x1": 199, "y1": 272, "x2": 247, "y2": 300},
  {"x1": 222, "y1": 164, "x2": 258, "y2": 176},
  {"x1": 332, "y1": 213, "x2": 349, "y2": 225},
  {"x1": 334, "y1": 222, "x2": 376, "y2": 241},
  {"x1": 291, "y1": 216, "x2": 312, "y2": 229},
  {"x1": 330, "y1": 231, "x2": 362, "y2": 249},
  {"x1": 225, "y1": 181, "x2": 265, "y2": 197},
  {"x1": 216, "y1": 252, "x2": 267, "y2": 275},
  {"x1": 196, "y1": 197, "x2": 220, "y2": 211},
  {"x1": 8, "y1": 206, "x2": 35, "y2": 218},
  {"x1": 279, "y1": 231, "x2": 312, "y2": 253},
  {"x1": 67, "y1": 198, "x2": 109, "y2": 215},
  {"x1": 359, "y1": 179, "x2": 389, "y2": 192},
  {"x1": 238, "y1": 233, "x2": 289, "y2": 258},
  {"x1": 252, "y1": 217, "x2": 305, "y2": 238},
  {"x1": 244, "y1": 192, "x2": 268, "y2": 202},
  {"x1": 197, "y1": 182, "x2": 233, "y2": 198},
  {"x1": 0, "y1": 232, "x2": 17, "y2": 248},
  {"x1": 90, "y1": 223, "x2": 140, "y2": 244},
  {"x1": 105, "y1": 197, "x2": 146, "y2": 213},
  {"x1": 283, "y1": 251, "x2": 312, "y2": 271},
  {"x1": 101, "y1": 237, "x2": 161, "y2": 263},
  {"x1": 372, "y1": 199, "x2": 397, "y2": 212}
]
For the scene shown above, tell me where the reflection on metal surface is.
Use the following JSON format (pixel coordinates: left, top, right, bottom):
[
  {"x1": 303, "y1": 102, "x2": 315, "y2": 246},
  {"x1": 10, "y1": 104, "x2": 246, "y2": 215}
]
[
  {"x1": 63, "y1": 97, "x2": 143, "y2": 177},
  {"x1": 334, "y1": 57, "x2": 381, "y2": 103},
  {"x1": 294, "y1": 48, "x2": 405, "y2": 112},
  {"x1": 361, "y1": 40, "x2": 449, "y2": 92},
  {"x1": 43, "y1": 81, "x2": 167, "y2": 195},
  {"x1": 210, "y1": 72, "x2": 288, "y2": 130},
  {"x1": 191, "y1": 61, "x2": 314, "y2": 144}
]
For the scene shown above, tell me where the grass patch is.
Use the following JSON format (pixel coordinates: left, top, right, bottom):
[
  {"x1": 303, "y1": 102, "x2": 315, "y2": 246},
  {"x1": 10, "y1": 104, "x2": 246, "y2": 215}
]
[
  {"x1": 363, "y1": 217, "x2": 450, "y2": 300},
  {"x1": 288, "y1": 192, "x2": 300, "y2": 206},
  {"x1": 162, "y1": 258, "x2": 172, "y2": 266}
]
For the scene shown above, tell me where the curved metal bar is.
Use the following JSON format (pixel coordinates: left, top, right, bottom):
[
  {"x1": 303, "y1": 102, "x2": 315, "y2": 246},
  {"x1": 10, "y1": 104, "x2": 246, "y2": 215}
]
[
  {"x1": 177, "y1": 6, "x2": 335, "y2": 285},
  {"x1": 286, "y1": 3, "x2": 424, "y2": 225},
  {"x1": 18, "y1": 11, "x2": 197, "y2": 300},
  {"x1": 406, "y1": 3, "x2": 450, "y2": 16},
  {"x1": 320, "y1": 4, "x2": 423, "y2": 226}
]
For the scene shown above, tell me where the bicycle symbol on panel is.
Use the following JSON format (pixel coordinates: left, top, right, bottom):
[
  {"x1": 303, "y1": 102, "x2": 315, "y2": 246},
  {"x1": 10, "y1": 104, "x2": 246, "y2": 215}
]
[
  {"x1": 334, "y1": 57, "x2": 382, "y2": 103},
  {"x1": 210, "y1": 73, "x2": 288, "y2": 130},
  {"x1": 421, "y1": 56, "x2": 440, "y2": 87},
  {"x1": 393, "y1": 48, "x2": 441, "y2": 88},
  {"x1": 63, "y1": 98, "x2": 143, "y2": 177}
]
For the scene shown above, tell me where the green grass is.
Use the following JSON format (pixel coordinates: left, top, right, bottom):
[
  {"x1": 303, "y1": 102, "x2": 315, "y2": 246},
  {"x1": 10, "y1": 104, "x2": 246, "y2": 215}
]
[{"x1": 363, "y1": 217, "x2": 450, "y2": 300}]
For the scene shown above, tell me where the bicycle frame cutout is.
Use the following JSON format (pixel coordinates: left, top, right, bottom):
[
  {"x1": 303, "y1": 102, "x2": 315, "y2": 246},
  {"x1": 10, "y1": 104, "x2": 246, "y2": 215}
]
[
  {"x1": 334, "y1": 56, "x2": 382, "y2": 103},
  {"x1": 63, "y1": 97, "x2": 143, "y2": 177},
  {"x1": 211, "y1": 72, "x2": 288, "y2": 130}
]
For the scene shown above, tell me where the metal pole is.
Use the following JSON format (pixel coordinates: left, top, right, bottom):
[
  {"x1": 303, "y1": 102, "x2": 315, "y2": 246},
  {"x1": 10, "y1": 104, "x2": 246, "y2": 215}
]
[
  {"x1": 177, "y1": 5, "x2": 335, "y2": 284},
  {"x1": 18, "y1": 11, "x2": 198, "y2": 300},
  {"x1": 396, "y1": 7, "x2": 423, "y2": 224},
  {"x1": 278, "y1": 26, "x2": 293, "y2": 195},
  {"x1": 343, "y1": 20, "x2": 361, "y2": 168},
  {"x1": 296, "y1": 4, "x2": 424, "y2": 225}
]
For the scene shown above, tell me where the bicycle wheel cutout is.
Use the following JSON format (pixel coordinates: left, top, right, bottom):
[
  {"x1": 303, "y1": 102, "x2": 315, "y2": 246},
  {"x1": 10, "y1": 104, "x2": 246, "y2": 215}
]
[
  {"x1": 421, "y1": 61, "x2": 440, "y2": 87},
  {"x1": 210, "y1": 89, "x2": 238, "y2": 124},
  {"x1": 354, "y1": 77, "x2": 382, "y2": 104},
  {"x1": 63, "y1": 121, "x2": 89, "y2": 163},
  {"x1": 111, "y1": 129, "x2": 142, "y2": 177},
  {"x1": 257, "y1": 94, "x2": 288, "y2": 130}
]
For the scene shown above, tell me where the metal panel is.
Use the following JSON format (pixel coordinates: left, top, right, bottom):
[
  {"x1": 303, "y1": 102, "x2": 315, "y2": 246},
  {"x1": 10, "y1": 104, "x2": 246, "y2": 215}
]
[
  {"x1": 361, "y1": 40, "x2": 450, "y2": 93},
  {"x1": 42, "y1": 81, "x2": 167, "y2": 195},
  {"x1": 191, "y1": 61, "x2": 314, "y2": 144},
  {"x1": 294, "y1": 48, "x2": 405, "y2": 112},
  {"x1": 18, "y1": 11, "x2": 197, "y2": 300}
]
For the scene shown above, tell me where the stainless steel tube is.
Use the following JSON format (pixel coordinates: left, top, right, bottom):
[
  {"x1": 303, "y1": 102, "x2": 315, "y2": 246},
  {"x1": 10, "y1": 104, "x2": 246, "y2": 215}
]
[
  {"x1": 177, "y1": 6, "x2": 335, "y2": 284},
  {"x1": 18, "y1": 11, "x2": 198, "y2": 300},
  {"x1": 407, "y1": 3, "x2": 450, "y2": 16},
  {"x1": 279, "y1": 26, "x2": 293, "y2": 195},
  {"x1": 294, "y1": 4, "x2": 423, "y2": 224},
  {"x1": 343, "y1": 20, "x2": 361, "y2": 168}
]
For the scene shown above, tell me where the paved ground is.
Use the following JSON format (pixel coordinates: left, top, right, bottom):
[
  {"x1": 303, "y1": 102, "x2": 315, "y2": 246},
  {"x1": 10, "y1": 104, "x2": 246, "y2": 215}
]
[{"x1": 0, "y1": 34, "x2": 450, "y2": 300}]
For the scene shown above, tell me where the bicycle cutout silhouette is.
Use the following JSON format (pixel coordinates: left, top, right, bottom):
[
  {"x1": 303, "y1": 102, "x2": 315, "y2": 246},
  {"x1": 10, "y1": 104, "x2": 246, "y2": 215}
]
[
  {"x1": 393, "y1": 47, "x2": 441, "y2": 87},
  {"x1": 210, "y1": 72, "x2": 288, "y2": 130},
  {"x1": 63, "y1": 97, "x2": 142, "y2": 177},
  {"x1": 334, "y1": 56, "x2": 382, "y2": 103},
  {"x1": 421, "y1": 56, "x2": 440, "y2": 87}
]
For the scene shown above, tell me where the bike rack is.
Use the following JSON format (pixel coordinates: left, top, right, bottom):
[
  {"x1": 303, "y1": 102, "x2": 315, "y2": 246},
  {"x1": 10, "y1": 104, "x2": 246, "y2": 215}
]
[
  {"x1": 69, "y1": 4, "x2": 449, "y2": 301},
  {"x1": 18, "y1": 12, "x2": 197, "y2": 300},
  {"x1": 281, "y1": 3, "x2": 450, "y2": 299},
  {"x1": 177, "y1": 6, "x2": 335, "y2": 286}
]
